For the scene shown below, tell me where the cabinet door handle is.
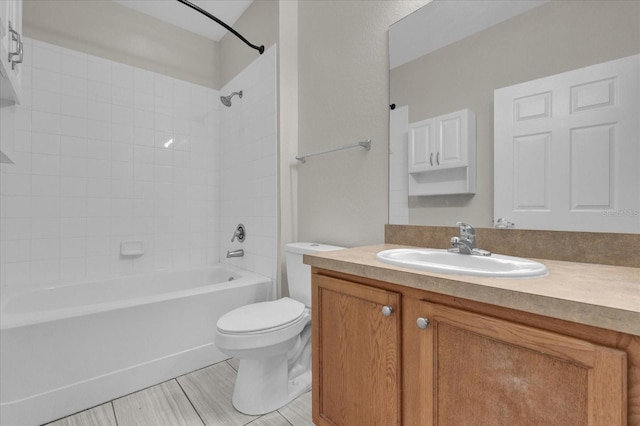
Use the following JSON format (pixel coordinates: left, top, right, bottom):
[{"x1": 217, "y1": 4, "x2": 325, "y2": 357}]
[
  {"x1": 381, "y1": 306, "x2": 394, "y2": 317},
  {"x1": 429, "y1": 153, "x2": 433, "y2": 166},
  {"x1": 436, "y1": 152, "x2": 440, "y2": 165},
  {"x1": 416, "y1": 317, "x2": 430, "y2": 329}
]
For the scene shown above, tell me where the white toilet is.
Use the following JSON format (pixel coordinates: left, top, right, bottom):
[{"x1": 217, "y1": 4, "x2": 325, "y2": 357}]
[{"x1": 214, "y1": 242, "x2": 345, "y2": 415}]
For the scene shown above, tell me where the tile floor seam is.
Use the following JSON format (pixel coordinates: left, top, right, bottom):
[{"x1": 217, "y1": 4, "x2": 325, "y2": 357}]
[
  {"x1": 43, "y1": 359, "x2": 312, "y2": 426},
  {"x1": 109, "y1": 401, "x2": 119, "y2": 426},
  {"x1": 174, "y1": 377, "x2": 207, "y2": 426},
  {"x1": 275, "y1": 410, "x2": 295, "y2": 426}
]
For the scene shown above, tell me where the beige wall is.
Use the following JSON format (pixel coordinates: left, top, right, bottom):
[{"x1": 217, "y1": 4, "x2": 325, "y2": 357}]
[
  {"x1": 23, "y1": 0, "x2": 219, "y2": 88},
  {"x1": 278, "y1": 1, "x2": 299, "y2": 297},
  {"x1": 297, "y1": 0, "x2": 427, "y2": 248},
  {"x1": 219, "y1": 0, "x2": 279, "y2": 88},
  {"x1": 390, "y1": 1, "x2": 640, "y2": 228}
]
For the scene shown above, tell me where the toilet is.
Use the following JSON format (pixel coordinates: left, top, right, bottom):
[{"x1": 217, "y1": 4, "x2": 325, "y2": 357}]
[{"x1": 214, "y1": 242, "x2": 345, "y2": 415}]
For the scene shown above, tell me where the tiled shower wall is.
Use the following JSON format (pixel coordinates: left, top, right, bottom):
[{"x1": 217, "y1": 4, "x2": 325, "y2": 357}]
[
  {"x1": 219, "y1": 46, "x2": 277, "y2": 282},
  {"x1": 0, "y1": 38, "x2": 222, "y2": 298}
]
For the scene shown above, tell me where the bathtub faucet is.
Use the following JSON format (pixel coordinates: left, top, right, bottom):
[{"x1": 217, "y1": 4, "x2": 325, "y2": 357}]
[
  {"x1": 227, "y1": 249, "x2": 244, "y2": 258},
  {"x1": 231, "y1": 224, "x2": 245, "y2": 242}
]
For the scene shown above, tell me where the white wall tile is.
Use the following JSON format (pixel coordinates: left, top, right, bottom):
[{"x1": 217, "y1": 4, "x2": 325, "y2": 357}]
[
  {"x1": 32, "y1": 112, "x2": 61, "y2": 135},
  {"x1": 32, "y1": 89, "x2": 61, "y2": 114},
  {"x1": 32, "y1": 68, "x2": 61, "y2": 93},
  {"x1": 87, "y1": 56, "x2": 112, "y2": 83},
  {"x1": 0, "y1": 38, "x2": 281, "y2": 297},
  {"x1": 32, "y1": 44, "x2": 61, "y2": 73},
  {"x1": 111, "y1": 124, "x2": 134, "y2": 145},
  {"x1": 31, "y1": 238, "x2": 61, "y2": 260},
  {"x1": 60, "y1": 177, "x2": 87, "y2": 197},
  {"x1": 31, "y1": 131, "x2": 60, "y2": 154},
  {"x1": 86, "y1": 255, "x2": 111, "y2": 279},
  {"x1": 86, "y1": 158, "x2": 111, "y2": 179},
  {"x1": 61, "y1": 95, "x2": 88, "y2": 119},
  {"x1": 61, "y1": 74, "x2": 88, "y2": 98},
  {"x1": 60, "y1": 217, "x2": 86, "y2": 237},
  {"x1": 30, "y1": 259, "x2": 60, "y2": 284},
  {"x1": 31, "y1": 197, "x2": 61, "y2": 218},
  {"x1": 60, "y1": 257, "x2": 86, "y2": 282},
  {"x1": 112, "y1": 63, "x2": 134, "y2": 89},
  {"x1": 32, "y1": 175, "x2": 60, "y2": 196},
  {"x1": 60, "y1": 52, "x2": 88, "y2": 79},
  {"x1": 88, "y1": 81, "x2": 111, "y2": 103}
]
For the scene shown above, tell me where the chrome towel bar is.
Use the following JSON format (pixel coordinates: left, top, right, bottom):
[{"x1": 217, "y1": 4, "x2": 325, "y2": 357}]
[{"x1": 296, "y1": 140, "x2": 371, "y2": 163}]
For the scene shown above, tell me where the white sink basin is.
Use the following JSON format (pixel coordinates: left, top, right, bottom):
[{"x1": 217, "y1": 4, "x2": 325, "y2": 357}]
[{"x1": 376, "y1": 248, "x2": 547, "y2": 278}]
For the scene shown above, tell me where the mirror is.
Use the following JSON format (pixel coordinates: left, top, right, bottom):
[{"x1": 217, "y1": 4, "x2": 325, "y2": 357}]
[{"x1": 389, "y1": 0, "x2": 640, "y2": 232}]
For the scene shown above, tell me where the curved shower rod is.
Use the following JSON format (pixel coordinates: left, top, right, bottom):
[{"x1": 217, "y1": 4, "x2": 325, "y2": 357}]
[{"x1": 176, "y1": 0, "x2": 265, "y2": 55}]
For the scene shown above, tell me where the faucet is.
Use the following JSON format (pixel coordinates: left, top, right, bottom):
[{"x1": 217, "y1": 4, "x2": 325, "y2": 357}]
[
  {"x1": 226, "y1": 249, "x2": 244, "y2": 258},
  {"x1": 448, "y1": 222, "x2": 491, "y2": 256},
  {"x1": 231, "y1": 224, "x2": 245, "y2": 242}
]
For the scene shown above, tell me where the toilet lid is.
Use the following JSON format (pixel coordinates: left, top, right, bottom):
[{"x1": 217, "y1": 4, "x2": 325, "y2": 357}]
[{"x1": 217, "y1": 297, "x2": 306, "y2": 334}]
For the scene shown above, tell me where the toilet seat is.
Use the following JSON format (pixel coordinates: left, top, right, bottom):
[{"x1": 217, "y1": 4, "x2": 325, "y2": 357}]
[{"x1": 217, "y1": 297, "x2": 306, "y2": 335}]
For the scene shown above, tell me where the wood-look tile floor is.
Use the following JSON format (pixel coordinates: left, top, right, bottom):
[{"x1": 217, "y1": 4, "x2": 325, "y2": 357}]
[{"x1": 44, "y1": 359, "x2": 313, "y2": 426}]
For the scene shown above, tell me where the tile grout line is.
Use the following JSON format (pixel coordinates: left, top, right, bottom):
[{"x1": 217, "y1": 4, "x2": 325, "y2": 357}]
[
  {"x1": 174, "y1": 377, "x2": 207, "y2": 426},
  {"x1": 110, "y1": 401, "x2": 119, "y2": 426}
]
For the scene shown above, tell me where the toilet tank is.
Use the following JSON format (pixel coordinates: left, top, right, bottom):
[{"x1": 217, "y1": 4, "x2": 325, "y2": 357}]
[{"x1": 285, "y1": 242, "x2": 345, "y2": 307}]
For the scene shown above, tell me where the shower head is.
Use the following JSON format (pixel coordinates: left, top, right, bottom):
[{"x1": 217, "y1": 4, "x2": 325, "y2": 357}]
[{"x1": 220, "y1": 90, "x2": 243, "y2": 107}]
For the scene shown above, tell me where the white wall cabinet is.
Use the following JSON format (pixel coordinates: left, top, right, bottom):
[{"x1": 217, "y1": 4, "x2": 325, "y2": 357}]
[
  {"x1": 0, "y1": 0, "x2": 23, "y2": 104},
  {"x1": 408, "y1": 109, "x2": 476, "y2": 196}
]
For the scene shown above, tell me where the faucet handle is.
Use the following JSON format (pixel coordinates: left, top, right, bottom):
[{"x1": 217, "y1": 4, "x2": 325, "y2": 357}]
[
  {"x1": 456, "y1": 221, "x2": 475, "y2": 236},
  {"x1": 231, "y1": 224, "x2": 245, "y2": 242}
]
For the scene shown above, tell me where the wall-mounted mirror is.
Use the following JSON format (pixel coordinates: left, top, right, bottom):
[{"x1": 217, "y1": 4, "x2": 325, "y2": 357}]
[{"x1": 389, "y1": 0, "x2": 640, "y2": 233}]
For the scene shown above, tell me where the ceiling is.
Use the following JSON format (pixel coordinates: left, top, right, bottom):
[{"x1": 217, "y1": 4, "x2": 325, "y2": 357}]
[
  {"x1": 389, "y1": 0, "x2": 547, "y2": 69},
  {"x1": 112, "y1": 0, "x2": 253, "y2": 42}
]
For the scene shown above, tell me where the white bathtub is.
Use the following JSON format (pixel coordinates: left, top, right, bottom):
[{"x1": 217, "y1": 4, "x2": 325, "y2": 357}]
[{"x1": 0, "y1": 264, "x2": 272, "y2": 426}]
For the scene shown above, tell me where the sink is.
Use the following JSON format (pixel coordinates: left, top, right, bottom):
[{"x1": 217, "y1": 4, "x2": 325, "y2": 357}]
[{"x1": 376, "y1": 248, "x2": 547, "y2": 278}]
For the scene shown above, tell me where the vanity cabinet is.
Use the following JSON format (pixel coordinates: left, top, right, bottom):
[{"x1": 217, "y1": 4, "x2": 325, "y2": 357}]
[
  {"x1": 312, "y1": 274, "x2": 401, "y2": 426},
  {"x1": 312, "y1": 269, "x2": 631, "y2": 426},
  {"x1": 0, "y1": 0, "x2": 23, "y2": 103},
  {"x1": 403, "y1": 297, "x2": 626, "y2": 425}
]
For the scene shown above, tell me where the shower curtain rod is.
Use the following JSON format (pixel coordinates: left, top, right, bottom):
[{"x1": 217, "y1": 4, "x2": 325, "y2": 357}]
[{"x1": 176, "y1": 0, "x2": 265, "y2": 55}]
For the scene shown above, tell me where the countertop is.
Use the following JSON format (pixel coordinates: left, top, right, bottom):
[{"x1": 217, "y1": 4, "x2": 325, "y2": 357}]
[{"x1": 304, "y1": 244, "x2": 640, "y2": 336}]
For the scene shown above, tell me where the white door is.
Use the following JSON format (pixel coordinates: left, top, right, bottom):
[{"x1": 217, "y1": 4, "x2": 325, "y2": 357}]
[{"x1": 494, "y1": 54, "x2": 640, "y2": 233}]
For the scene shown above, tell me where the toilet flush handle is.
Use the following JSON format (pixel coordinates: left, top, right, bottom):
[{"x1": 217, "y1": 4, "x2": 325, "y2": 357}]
[{"x1": 381, "y1": 306, "x2": 394, "y2": 317}]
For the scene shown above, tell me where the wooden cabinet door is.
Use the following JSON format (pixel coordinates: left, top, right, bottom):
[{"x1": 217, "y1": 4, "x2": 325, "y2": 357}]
[
  {"x1": 404, "y1": 299, "x2": 627, "y2": 425},
  {"x1": 312, "y1": 274, "x2": 401, "y2": 426}
]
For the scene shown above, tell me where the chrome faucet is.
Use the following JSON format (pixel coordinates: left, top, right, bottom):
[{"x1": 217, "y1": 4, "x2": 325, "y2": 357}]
[
  {"x1": 226, "y1": 249, "x2": 244, "y2": 258},
  {"x1": 449, "y1": 222, "x2": 491, "y2": 256},
  {"x1": 231, "y1": 224, "x2": 245, "y2": 242}
]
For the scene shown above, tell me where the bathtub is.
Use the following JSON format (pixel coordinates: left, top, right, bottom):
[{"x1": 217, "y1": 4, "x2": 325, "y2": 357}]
[{"x1": 0, "y1": 264, "x2": 272, "y2": 426}]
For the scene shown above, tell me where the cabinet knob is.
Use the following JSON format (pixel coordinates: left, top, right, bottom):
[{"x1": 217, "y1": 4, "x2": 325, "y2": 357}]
[
  {"x1": 381, "y1": 306, "x2": 394, "y2": 317},
  {"x1": 416, "y1": 317, "x2": 430, "y2": 329}
]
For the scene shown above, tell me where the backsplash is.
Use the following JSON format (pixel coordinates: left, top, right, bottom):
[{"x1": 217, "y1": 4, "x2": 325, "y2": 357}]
[
  {"x1": 385, "y1": 224, "x2": 640, "y2": 268},
  {"x1": 0, "y1": 38, "x2": 224, "y2": 297}
]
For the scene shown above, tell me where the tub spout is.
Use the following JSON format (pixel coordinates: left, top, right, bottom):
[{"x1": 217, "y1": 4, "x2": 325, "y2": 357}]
[{"x1": 226, "y1": 249, "x2": 244, "y2": 258}]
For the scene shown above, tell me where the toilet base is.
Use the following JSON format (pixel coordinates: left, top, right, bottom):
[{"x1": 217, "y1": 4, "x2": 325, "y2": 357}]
[
  {"x1": 231, "y1": 324, "x2": 312, "y2": 415},
  {"x1": 232, "y1": 354, "x2": 311, "y2": 415}
]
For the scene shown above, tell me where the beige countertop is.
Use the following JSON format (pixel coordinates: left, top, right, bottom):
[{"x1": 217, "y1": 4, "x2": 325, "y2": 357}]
[{"x1": 304, "y1": 244, "x2": 640, "y2": 336}]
